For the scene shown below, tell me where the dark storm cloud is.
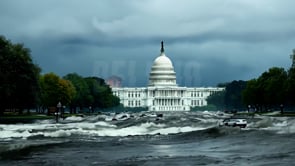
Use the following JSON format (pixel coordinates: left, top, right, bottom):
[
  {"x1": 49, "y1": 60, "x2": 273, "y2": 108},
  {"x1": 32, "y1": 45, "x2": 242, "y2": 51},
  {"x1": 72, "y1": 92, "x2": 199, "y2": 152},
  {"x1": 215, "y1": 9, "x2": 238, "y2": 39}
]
[{"x1": 1, "y1": 0, "x2": 295, "y2": 86}]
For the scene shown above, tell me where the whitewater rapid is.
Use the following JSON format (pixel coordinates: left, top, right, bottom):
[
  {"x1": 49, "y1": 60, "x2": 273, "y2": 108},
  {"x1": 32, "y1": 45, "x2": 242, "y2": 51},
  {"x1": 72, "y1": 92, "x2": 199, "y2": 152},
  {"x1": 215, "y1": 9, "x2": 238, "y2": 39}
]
[
  {"x1": 1, "y1": 111, "x2": 294, "y2": 140},
  {"x1": 1, "y1": 111, "x2": 295, "y2": 165}
]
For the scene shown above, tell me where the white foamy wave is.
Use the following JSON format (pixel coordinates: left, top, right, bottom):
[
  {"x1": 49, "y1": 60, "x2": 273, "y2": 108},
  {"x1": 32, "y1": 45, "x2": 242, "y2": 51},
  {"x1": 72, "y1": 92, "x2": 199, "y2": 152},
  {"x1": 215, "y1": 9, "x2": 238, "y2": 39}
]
[
  {"x1": 251, "y1": 116, "x2": 295, "y2": 134},
  {"x1": 2, "y1": 112, "x2": 295, "y2": 140},
  {"x1": 202, "y1": 111, "x2": 214, "y2": 115},
  {"x1": 194, "y1": 117, "x2": 219, "y2": 124},
  {"x1": 64, "y1": 116, "x2": 84, "y2": 122},
  {"x1": 88, "y1": 122, "x2": 164, "y2": 137},
  {"x1": 94, "y1": 121, "x2": 116, "y2": 127},
  {"x1": 250, "y1": 117, "x2": 273, "y2": 128},
  {"x1": 273, "y1": 118, "x2": 295, "y2": 134},
  {"x1": 150, "y1": 126, "x2": 206, "y2": 135},
  {"x1": 43, "y1": 129, "x2": 74, "y2": 137},
  {"x1": 0, "y1": 130, "x2": 32, "y2": 139},
  {"x1": 0, "y1": 121, "x2": 180, "y2": 139}
]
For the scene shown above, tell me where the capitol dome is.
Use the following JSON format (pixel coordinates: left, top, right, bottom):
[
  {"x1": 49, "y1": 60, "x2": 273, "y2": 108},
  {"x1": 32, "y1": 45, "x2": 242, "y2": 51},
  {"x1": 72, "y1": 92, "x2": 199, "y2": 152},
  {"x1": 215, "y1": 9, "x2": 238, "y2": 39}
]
[{"x1": 149, "y1": 41, "x2": 177, "y2": 87}]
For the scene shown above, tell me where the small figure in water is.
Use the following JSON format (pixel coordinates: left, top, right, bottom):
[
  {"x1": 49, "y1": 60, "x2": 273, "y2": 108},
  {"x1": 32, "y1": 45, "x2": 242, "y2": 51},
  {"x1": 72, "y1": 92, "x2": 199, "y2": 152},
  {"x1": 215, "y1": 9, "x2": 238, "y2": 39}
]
[{"x1": 280, "y1": 104, "x2": 284, "y2": 115}]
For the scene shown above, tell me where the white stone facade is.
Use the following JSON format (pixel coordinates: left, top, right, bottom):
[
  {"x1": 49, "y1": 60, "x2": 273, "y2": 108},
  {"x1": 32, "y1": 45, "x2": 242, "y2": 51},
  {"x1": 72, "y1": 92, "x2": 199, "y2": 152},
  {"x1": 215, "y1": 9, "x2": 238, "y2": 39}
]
[{"x1": 112, "y1": 42, "x2": 224, "y2": 111}]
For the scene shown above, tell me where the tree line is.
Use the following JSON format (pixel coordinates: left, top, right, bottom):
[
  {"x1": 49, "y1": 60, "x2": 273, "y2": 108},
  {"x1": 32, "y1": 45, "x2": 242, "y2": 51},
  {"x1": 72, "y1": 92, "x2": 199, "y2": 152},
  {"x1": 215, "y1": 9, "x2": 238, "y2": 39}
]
[
  {"x1": 207, "y1": 66, "x2": 295, "y2": 112},
  {"x1": 0, "y1": 36, "x2": 119, "y2": 115}
]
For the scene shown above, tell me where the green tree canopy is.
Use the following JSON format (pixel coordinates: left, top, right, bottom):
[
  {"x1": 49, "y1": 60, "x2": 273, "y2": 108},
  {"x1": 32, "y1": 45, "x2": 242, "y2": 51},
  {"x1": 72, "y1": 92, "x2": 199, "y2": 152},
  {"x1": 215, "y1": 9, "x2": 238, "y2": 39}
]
[
  {"x1": 243, "y1": 67, "x2": 288, "y2": 111},
  {"x1": 207, "y1": 90, "x2": 225, "y2": 109},
  {"x1": 259, "y1": 67, "x2": 287, "y2": 106},
  {"x1": 0, "y1": 36, "x2": 41, "y2": 114},
  {"x1": 285, "y1": 67, "x2": 295, "y2": 106},
  {"x1": 224, "y1": 80, "x2": 247, "y2": 109},
  {"x1": 85, "y1": 77, "x2": 120, "y2": 109},
  {"x1": 242, "y1": 79, "x2": 261, "y2": 106},
  {"x1": 39, "y1": 73, "x2": 76, "y2": 107},
  {"x1": 63, "y1": 73, "x2": 92, "y2": 113}
]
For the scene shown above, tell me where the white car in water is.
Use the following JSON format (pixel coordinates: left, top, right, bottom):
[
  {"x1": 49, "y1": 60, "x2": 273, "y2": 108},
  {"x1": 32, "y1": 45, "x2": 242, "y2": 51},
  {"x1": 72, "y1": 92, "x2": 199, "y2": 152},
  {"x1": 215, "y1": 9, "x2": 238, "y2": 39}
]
[{"x1": 220, "y1": 118, "x2": 247, "y2": 128}]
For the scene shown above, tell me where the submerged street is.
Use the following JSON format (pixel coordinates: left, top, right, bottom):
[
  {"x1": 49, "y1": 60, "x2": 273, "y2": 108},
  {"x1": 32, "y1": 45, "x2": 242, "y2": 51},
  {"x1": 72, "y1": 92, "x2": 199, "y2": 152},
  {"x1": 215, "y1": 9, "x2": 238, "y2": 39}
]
[{"x1": 1, "y1": 111, "x2": 295, "y2": 166}]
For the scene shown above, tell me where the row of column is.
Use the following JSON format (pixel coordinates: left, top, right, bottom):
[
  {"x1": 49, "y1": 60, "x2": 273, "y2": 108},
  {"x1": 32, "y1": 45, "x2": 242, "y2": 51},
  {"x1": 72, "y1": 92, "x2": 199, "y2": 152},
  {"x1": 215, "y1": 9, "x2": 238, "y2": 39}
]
[
  {"x1": 150, "y1": 90, "x2": 184, "y2": 97},
  {"x1": 157, "y1": 106, "x2": 185, "y2": 111},
  {"x1": 153, "y1": 99, "x2": 183, "y2": 106}
]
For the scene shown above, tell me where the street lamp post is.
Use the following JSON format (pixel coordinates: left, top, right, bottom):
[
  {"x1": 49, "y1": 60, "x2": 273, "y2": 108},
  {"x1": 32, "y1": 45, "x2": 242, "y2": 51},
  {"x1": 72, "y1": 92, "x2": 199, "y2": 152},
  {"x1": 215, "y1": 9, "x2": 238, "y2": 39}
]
[
  {"x1": 280, "y1": 104, "x2": 284, "y2": 115},
  {"x1": 89, "y1": 106, "x2": 92, "y2": 113},
  {"x1": 62, "y1": 105, "x2": 66, "y2": 119},
  {"x1": 56, "y1": 101, "x2": 62, "y2": 123}
]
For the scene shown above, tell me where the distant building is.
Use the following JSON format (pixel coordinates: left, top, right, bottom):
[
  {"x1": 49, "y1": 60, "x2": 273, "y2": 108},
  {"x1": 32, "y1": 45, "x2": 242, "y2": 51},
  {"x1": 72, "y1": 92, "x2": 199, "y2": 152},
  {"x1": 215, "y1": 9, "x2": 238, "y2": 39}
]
[
  {"x1": 112, "y1": 42, "x2": 224, "y2": 111},
  {"x1": 106, "y1": 75, "x2": 122, "y2": 88}
]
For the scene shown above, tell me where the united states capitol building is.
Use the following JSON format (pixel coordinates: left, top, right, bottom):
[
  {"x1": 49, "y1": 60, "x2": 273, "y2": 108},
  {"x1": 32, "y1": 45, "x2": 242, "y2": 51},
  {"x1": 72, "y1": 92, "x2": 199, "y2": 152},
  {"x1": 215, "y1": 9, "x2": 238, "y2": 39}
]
[{"x1": 112, "y1": 42, "x2": 224, "y2": 111}]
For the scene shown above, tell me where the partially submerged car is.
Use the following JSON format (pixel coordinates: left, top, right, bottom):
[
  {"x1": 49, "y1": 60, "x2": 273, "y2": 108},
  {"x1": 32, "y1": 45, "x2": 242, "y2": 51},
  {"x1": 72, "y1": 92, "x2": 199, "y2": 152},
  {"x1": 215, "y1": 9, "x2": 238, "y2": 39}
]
[{"x1": 220, "y1": 118, "x2": 247, "y2": 128}]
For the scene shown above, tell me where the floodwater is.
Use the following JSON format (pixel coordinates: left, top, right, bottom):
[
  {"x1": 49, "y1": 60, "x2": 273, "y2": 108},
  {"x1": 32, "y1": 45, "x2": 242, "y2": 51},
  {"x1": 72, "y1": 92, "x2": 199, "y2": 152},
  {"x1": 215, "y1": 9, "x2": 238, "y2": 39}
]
[{"x1": 1, "y1": 111, "x2": 295, "y2": 166}]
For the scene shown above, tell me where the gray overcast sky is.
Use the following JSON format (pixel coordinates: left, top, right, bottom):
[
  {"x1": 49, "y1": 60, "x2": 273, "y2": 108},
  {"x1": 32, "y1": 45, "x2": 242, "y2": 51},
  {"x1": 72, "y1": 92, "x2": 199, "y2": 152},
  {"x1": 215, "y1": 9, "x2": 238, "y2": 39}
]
[{"x1": 1, "y1": 0, "x2": 295, "y2": 87}]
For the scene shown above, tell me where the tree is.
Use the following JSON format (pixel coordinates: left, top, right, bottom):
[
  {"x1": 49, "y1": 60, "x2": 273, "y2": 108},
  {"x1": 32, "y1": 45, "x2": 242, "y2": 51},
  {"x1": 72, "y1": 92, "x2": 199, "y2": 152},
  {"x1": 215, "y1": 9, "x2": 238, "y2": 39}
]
[
  {"x1": 207, "y1": 90, "x2": 225, "y2": 109},
  {"x1": 39, "y1": 73, "x2": 60, "y2": 107},
  {"x1": 0, "y1": 36, "x2": 41, "y2": 114},
  {"x1": 224, "y1": 80, "x2": 247, "y2": 109},
  {"x1": 85, "y1": 77, "x2": 120, "y2": 109},
  {"x1": 63, "y1": 73, "x2": 92, "y2": 113},
  {"x1": 242, "y1": 67, "x2": 287, "y2": 111},
  {"x1": 39, "y1": 73, "x2": 76, "y2": 110},
  {"x1": 58, "y1": 79, "x2": 76, "y2": 106},
  {"x1": 242, "y1": 79, "x2": 259, "y2": 105},
  {"x1": 285, "y1": 67, "x2": 295, "y2": 107},
  {"x1": 258, "y1": 67, "x2": 287, "y2": 107}
]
